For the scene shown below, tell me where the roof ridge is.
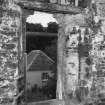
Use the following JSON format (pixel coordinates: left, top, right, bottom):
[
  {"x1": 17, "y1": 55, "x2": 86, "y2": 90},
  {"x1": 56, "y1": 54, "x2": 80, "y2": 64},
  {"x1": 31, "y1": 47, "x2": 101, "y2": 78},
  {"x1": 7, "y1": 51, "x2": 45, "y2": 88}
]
[
  {"x1": 29, "y1": 50, "x2": 54, "y2": 63},
  {"x1": 39, "y1": 50, "x2": 55, "y2": 63},
  {"x1": 27, "y1": 50, "x2": 55, "y2": 70},
  {"x1": 27, "y1": 50, "x2": 39, "y2": 70}
]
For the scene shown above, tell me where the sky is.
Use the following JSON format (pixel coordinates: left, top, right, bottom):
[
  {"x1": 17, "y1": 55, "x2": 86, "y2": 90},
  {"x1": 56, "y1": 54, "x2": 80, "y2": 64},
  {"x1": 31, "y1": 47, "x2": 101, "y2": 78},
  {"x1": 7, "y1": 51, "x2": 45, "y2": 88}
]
[{"x1": 26, "y1": 11, "x2": 57, "y2": 27}]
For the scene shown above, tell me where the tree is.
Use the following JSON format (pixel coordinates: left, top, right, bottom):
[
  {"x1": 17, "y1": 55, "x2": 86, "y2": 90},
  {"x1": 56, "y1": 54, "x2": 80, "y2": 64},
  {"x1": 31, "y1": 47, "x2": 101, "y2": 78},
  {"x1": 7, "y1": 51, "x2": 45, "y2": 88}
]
[
  {"x1": 26, "y1": 23, "x2": 44, "y2": 32},
  {"x1": 43, "y1": 39, "x2": 57, "y2": 99},
  {"x1": 44, "y1": 39, "x2": 57, "y2": 62},
  {"x1": 43, "y1": 39, "x2": 57, "y2": 98},
  {"x1": 43, "y1": 63, "x2": 57, "y2": 99},
  {"x1": 47, "y1": 22, "x2": 58, "y2": 33}
]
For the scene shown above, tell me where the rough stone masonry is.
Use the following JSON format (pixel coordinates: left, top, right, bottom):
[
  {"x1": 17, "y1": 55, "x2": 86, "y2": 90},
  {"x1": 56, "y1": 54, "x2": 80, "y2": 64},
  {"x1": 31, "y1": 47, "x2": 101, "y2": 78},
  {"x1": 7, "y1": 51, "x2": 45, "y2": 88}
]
[
  {"x1": 0, "y1": 0, "x2": 25, "y2": 105},
  {"x1": 56, "y1": 0, "x2": 105, "y2": 105},
  {"x1": 0, "y1": 0, "x2": 105, "y2": 105}
]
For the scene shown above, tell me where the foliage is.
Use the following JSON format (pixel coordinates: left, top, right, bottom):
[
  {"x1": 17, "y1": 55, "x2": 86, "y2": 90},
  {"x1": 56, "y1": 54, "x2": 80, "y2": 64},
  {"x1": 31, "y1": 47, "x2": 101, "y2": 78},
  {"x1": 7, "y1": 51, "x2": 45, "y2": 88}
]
[
  {"x1": 41, "y1": 40, "x2": 57, "y2": 99},
  {"x1": 26, "y1": 22, "x2": 58, "y2": 33},
  {"x1": 46, "y1": 22, "x2": 58, "y2": 33},
  {"x1": 44, "y1": 39, "x2": 57, "y2": 62},
  {"x1": 43, "y1": 75, "x2": 57, "y2": 99},
  {"x1": 27, "y1": 87, "x2": 48, "y2": 102},
  {"x1": 26, "y1": 23, "x2": 44, "y2": 32},
  {"x1": 26, "y1": 35, "x2": 57, "y2": 58},
  {"x1": 26, "y1": 22, "x2": 58, "y2": 60},
  {"x1": 42, "y1": 63, "x2": 57, "y2": 99}
]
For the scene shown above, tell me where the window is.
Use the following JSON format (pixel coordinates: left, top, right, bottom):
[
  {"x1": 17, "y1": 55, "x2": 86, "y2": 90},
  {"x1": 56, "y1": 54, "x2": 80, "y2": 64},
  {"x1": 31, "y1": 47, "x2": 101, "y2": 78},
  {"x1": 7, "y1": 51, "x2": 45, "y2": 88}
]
[{"x1": 41, "y1": 72, "x2": 49, "y2": 80}]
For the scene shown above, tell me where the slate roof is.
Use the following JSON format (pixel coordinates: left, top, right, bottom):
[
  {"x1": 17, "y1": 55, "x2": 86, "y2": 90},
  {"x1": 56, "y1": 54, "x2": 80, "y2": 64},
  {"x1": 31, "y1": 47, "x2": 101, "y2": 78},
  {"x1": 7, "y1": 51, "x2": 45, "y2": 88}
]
[{"x1": 27, "y1": 50, "x2": 55, "y2": 71}]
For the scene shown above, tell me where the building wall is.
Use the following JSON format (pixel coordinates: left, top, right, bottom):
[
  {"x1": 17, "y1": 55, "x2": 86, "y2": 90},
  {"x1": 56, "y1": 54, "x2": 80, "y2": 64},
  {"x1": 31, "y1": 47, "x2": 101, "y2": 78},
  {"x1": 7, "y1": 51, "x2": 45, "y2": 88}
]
[
  {"x1": 0, "y1": 0, "x2": 25, "y2": 105},
  {"x1": 26, "y1": 71, "x2": 53, "y2": 89},
  {"x1": 56, "y1": 1, "x2": 105, "y2": 104},
  {"x1": 1, "y1": 0, "x2": 105, "y2": 105}
]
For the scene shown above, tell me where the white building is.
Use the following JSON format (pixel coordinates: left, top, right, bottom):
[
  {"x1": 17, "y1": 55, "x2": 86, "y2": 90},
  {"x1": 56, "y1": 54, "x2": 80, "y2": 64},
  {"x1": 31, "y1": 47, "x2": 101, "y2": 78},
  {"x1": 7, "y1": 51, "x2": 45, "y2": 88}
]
[{"x1": 26, "y1": 50, "x2": 55, "y2": 89}]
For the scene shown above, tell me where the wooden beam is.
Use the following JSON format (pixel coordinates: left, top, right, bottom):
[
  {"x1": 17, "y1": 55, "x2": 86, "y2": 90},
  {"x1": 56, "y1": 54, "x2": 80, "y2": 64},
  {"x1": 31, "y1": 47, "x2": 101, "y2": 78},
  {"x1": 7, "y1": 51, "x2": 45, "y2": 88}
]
[{"x1": 16, "y1": 0, "x2": 81, "y2": 14}]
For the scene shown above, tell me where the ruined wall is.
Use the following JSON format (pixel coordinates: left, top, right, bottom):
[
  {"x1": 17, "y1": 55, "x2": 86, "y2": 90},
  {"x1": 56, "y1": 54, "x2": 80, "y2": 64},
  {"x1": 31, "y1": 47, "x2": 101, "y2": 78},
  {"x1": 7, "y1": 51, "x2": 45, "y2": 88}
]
[
  {"x1": 88, "y1": 0, "x2": 105, "y2": 104},
  {"x1": 0, "y1": 0, "x2": 105, "y2": 105},
  {"x1": 56, "y1": 0, "x2": 105, "y2": 105},
  {"x1": 0, "y1": 0, "x2": 25, "y2": 105},
  {"x1": 56, "y1": 13, "x2": 91, "y2": 105}
]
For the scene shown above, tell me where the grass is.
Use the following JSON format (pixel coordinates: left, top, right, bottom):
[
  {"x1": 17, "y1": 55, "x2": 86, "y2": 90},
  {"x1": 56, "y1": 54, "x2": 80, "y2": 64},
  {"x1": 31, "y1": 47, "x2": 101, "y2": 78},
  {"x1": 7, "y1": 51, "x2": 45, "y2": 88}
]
[{"x1": 26, "y1": 90, "x2": 50, "y2": 102}]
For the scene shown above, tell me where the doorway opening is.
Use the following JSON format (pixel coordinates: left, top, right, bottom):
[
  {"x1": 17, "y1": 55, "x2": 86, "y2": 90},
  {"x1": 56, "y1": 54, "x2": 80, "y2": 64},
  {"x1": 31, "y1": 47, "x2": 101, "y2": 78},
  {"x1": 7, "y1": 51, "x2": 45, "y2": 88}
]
[{"x1": 26, "y1": 11, "x2": 58, "y2": 103}]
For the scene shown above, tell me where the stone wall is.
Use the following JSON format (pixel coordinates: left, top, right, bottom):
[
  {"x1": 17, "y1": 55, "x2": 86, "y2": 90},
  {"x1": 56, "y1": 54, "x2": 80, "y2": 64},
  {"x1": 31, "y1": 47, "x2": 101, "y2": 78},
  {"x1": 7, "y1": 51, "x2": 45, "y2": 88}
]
[
  {"x1": 0, "y1": 0, "x2": 105, "y2": 105},
  {"x1": 56, "y1": 0, "x2": 105, "y2": 105},
  {"x1": 0, "y1": 0, "x2": 25, "y2": 105},
  {"x1": 89, "y1": 0, "x2": 105, "y2": 105}
]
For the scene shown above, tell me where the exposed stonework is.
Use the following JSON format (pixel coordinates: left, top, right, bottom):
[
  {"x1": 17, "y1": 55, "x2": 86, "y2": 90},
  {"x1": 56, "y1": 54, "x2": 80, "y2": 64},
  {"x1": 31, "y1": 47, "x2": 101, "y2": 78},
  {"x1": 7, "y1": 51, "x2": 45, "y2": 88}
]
[
  {"x1": 1, "y1": 0, "x2": 105, "y2": 105},
  {"x1": 88, "y1": 0, "x2": 105, "y2": 105},
  {"x1": 17, "y1": 0, "x2": 81, "y2": 14},
  {"x1": 55, "y1": 13, "x2": 90, "y2": 105},
  {"x1": 55, "y1": 1, "x2": 105, "y2": 105},
  {"x1": 0, "y1": 0, "x2": 25, "y2": 105}
]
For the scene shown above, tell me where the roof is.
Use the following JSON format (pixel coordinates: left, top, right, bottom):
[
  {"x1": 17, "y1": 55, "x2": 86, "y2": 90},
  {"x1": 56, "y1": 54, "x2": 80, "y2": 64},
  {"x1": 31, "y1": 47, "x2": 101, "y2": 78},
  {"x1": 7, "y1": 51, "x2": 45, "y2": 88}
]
[{"x1": 27, "y1": 50, "x2": 55, "y2": 71}]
